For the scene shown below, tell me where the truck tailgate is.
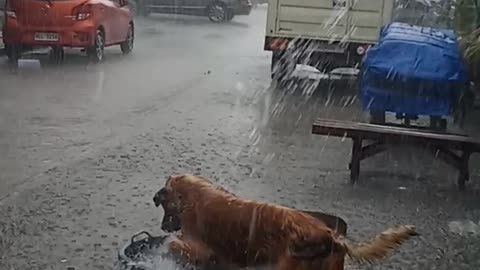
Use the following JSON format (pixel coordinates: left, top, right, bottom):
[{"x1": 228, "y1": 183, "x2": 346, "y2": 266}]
[{"x1": 269, "y1": 0, "x2": 393, "y2": 43}]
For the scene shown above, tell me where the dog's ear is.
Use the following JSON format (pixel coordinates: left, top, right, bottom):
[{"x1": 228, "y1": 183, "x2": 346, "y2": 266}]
[
  {"x1": 153, "y1": 188, "x2": 168, "y2": 207},
  {"x1": 168, "y1": 175, "x2": 186, "y2": 182},
  {"x1": 165, "y1": 175, "x2": 186, "y2": 189}
]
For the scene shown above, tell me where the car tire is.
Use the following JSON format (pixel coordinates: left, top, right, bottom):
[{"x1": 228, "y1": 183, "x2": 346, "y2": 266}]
[
  {"x1": 207, "y1": 2, "x2": 228, "y2": 23},
  {"x1": 226, "y1": 10, "x2": 235, "y2": 21},
  {"x1": 49, "y1": 47, "x2": 65, "y2": 64},
  {"x1": 6, "y1": 45, "x2": 21, "y2": 65},
  {"x1": 120, "y1": 23, "x2": 134, "y2": 54},
  {"x1": 87, "y1": 29, "x2": 105, "y2": 63}
]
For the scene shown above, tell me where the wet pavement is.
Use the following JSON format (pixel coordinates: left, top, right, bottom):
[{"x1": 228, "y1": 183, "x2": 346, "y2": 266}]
[{"x1": 1, "y1": 6, "x2": 480, "y2": 270}]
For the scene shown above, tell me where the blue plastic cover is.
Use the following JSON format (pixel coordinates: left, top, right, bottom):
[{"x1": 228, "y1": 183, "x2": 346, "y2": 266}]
[{"x1": 360, "y1": 22, "x2": 469, "y2": 116}]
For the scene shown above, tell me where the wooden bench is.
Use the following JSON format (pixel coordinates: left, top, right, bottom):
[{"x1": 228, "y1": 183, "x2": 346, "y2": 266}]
[{"x1": 311, "y1": 118, "x2": 480, "y2": 190}]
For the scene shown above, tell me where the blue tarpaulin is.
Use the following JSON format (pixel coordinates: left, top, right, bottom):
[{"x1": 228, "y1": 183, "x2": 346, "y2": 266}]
[{"x1": 360, "y1": 22, "x2": 469, "y2": 116}]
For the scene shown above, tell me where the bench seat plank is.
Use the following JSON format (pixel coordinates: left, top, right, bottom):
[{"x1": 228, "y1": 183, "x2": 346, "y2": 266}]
[
  {"x1": 311, "y1": 118, "x2": 480, "y2": 190},
  {"x1": 312, "y1": 118, "x2": 480, "y2": 152}
]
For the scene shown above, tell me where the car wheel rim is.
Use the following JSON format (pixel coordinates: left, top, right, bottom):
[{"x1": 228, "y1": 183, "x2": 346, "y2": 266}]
[
  {"x1": 210, "y1": 5, "x2": 225, "y2": 22},
  {"x1": 96, "y1": 32, "x2": 104, "y2": 60}
]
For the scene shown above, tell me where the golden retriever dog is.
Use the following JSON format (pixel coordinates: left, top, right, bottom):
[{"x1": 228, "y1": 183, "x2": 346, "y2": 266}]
[{"x1": 153, "y1": 174, "x2": 417, "y2": 270}]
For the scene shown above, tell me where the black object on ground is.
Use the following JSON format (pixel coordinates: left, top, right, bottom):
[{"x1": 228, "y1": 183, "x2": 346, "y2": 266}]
[{"x1": 118, "y1": 231, "x2": 170, "y2": 270}]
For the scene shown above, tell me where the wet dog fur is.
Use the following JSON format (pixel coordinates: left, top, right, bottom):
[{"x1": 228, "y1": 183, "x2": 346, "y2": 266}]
[{"x1": 153, "y1": 174, "x2": 418, "y2": 270}]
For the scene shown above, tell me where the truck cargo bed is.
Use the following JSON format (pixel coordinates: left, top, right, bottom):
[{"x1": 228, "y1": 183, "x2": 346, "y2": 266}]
[{"x1": 266, "y1": 0, "x2": 394, "y2": 43}]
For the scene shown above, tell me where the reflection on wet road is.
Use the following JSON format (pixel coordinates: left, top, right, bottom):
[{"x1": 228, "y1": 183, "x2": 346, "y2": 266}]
[
  {"x1": 1, "y1": 6, "x2": 480, "y2": 270},
  {"x1": 0, "y1": 9, "x2": 269, "y2": 196}
]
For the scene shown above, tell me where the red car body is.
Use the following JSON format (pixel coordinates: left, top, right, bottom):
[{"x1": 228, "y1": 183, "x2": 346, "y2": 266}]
[{"x1": 2, "y1": 0, "x2": 134, "y2": 62}]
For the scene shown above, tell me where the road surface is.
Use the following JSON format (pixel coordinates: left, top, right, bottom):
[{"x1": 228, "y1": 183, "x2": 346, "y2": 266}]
[{"x1": 1, "y1": 7, "x2": 480, "y2": 270}]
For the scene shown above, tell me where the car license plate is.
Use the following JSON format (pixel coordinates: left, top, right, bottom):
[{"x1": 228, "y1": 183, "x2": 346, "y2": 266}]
[{"x1": 34, "y1": 32, "x2": 59, "y2": 42}]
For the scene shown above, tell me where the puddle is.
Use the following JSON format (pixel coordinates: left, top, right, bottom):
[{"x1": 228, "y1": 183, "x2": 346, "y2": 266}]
[
  {"x1": 448, "y1": 220, "x2": 480, "y2": 237},
  {"x1": 18, "y1": 59, "x2": 42, "y2": 71}
]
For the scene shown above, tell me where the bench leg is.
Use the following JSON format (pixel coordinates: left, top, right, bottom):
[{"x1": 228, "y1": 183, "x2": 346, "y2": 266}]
[
  {"x1": 458, "y1": 152, "x2": 471, "y2": 191},
  {"x1": 350, "y1": 138, "x2": 362, "y2": 185}
]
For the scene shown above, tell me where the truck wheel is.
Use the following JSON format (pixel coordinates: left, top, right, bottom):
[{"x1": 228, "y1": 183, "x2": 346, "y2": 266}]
[
  {"x1": 271, "y1": 50, "x2": 295, "y2": 83},
  {"x1": 208, "y1": 2, "x2": 228, "y2": 22},
  {"x1": 312, "y1": 52, "x2": 339, "y2": 74}
]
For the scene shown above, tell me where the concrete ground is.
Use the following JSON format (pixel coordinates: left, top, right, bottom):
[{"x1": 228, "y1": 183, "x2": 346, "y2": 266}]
[{"x1": 1, "y1": 7, "x2": 480, "y2": 270}]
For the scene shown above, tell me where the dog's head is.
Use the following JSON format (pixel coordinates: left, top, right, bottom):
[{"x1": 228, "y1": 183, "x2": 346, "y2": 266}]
[{"x1": 153, "y1": 175, "x2": 187, "y2": 232}]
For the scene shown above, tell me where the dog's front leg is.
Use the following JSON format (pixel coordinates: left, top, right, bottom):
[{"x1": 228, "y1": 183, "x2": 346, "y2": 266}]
[{"x1": 168, "y1": 237, "x2": 216, "y2": 267}]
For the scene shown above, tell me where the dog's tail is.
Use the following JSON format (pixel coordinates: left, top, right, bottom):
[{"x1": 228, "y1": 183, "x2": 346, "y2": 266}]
[{"x1": 341, "y1": 225, "x2": 418, "y2": 264}]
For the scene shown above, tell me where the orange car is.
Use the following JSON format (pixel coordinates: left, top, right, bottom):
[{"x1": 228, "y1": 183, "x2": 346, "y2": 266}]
[{"x1": 2, "y1": 0, "x2": 134, "y2": 63}]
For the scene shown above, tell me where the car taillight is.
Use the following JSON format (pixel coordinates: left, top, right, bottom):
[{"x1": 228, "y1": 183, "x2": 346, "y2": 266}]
[
  {"x1": 73, "y1": 4, "x2": 92, "y2": 21},
  {"x1": 269, "y1": 38, "x2": 289, "y2": 50},
  {"x1": 356, "y1": 45, "x2": 371, "y2": 55}
]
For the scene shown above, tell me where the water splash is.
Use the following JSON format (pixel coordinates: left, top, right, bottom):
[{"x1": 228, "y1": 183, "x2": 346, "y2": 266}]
[{"x1": 448, "y1": 220, "x2": 480, "y2": 237}]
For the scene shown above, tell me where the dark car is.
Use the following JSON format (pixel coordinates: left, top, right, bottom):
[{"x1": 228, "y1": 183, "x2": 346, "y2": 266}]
[{"x1": 135, "y1": 0, "x2": 252, "y2": 22}]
